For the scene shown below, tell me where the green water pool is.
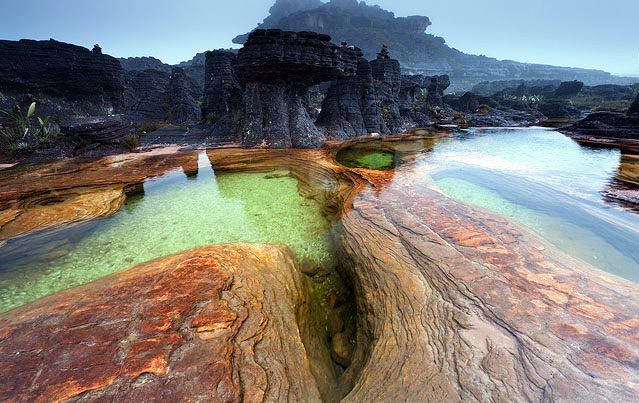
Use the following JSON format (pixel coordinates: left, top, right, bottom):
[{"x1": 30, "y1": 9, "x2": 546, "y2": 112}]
[{"x1": 0, "y1": 153, "x2": 334, "y2": 312}]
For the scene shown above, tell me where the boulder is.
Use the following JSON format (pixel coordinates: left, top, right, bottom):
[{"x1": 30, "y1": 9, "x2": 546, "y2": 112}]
[
  {"x1": 60, "y1": 116, "x2": 134, "y2": 145},
  {"x1": 538, "y1": 100, "x2": 582, "y2": 119},
  {"x1": 552, "y1": 80, "x2": 584, "y2": 98}
]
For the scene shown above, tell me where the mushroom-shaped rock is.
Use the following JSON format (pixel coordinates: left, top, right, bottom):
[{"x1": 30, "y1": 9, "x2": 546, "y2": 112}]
[{"x1": 235, "y1": 29, "x2": 360, "y2": 148}]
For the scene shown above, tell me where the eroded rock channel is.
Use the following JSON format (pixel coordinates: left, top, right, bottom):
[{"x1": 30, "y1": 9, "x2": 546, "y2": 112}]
[{"x1": 1, "y1": 133, "x2": 639, "y2": 401}]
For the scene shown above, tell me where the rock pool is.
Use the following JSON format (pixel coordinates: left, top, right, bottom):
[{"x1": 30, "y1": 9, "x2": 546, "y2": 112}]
[{"x1": 0, "y1": 152, "x2": 334, "y2": 312}]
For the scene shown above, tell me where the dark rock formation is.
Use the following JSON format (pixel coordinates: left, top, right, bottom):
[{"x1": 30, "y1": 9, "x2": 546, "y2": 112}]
[
  {"x1": 565, "y1": 112, "x2": 639, "y2": 139},
  {"x1": 118, "y1": 56, "x2": 171, "y2": 73},
  {"x1": 629, "y1": 94, "x2": 639, "y2": 116},
  {"x1": 537, "y1": 100, "x2": 582, "y2": 120},
  {"x1": 60, "y1": 115, "x2": 134, "y2": 145},
  {"x1": 424, "y1": 75, "x2": 450, "y2": 108},
  {"x1": 202, "y1": 50, "x2": 242, "y2": 123},
  {"x1": 370, "y1": 46, "x2": 402, "y2": 133},
  {"x1": 472, "y1": 79, "x2": 562, "y2": 97},
  {"x1": 233, "y1": 29, "x2": 359, "y2": 147},
  {"x1": 165, "y1": 67, "x2": 201, "y2": 126},
  {"x1": 317, "y1": 55, "x2": 383, "y2": 138},
  {"x1": 552, "y1": 80, "x2": 584, "y2": 98},
  {"x1": 123, "y1": 69, "x2": 171, "y2": 124},
  {"x1": 234, "y1": 0, "x2": 630, "y2": 91},
  {"x1": 0, "y1": 39, "x2": 124, "y2": 118},
  {"x1": 399, "y1": 74, "x2": 425, "y2": 110}
]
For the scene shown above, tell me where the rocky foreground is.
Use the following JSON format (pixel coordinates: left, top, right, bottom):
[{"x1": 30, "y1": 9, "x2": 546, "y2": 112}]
[{"x1": 1, "y1": 141, "x2": 638, "y2": 401}]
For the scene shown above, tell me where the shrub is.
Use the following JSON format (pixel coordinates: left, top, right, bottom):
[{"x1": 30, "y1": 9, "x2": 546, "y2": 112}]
[{"x1": 122, "y1": 134, "x2": 140, "y2": 152}]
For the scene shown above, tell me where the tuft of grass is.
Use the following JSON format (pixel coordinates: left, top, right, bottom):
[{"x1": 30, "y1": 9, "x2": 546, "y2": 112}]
[
  {"x1": 0, "y1": 102, "x2": 60, "y2": 156},
  {"x1": 122, "y1": 134, "x2": 140, "y2": 152}
]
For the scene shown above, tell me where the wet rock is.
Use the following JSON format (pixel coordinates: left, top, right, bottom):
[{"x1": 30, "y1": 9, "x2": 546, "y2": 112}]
[
  {"x1": 0, "y1": 39, "x2": 124, "y2": 118},
  {"x1": 0, "y1": 244, "x2": 323, "y2": 402},
  {"x1": 564, "y1": 112, "x2": 639, "y2": 140},
  {"x1": 234, "y1": 29, "x2": 359, "y2": 147},
  {"x1": 331, "y1": 332, "x2": 353, "y2": 367}
]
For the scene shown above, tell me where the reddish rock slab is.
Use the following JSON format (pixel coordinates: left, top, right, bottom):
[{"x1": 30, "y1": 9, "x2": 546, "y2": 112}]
[{"x1": 0, "y1": 244, "x2": 322, "y2": 402}]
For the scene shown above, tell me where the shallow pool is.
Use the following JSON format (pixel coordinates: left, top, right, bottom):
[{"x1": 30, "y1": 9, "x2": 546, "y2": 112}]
[
  {"x1": 429, "y1": 128, "x2": 639, "y2": 281},
  {"x1": 0, "y1": 153, "x2": 333, "y2": 312}
]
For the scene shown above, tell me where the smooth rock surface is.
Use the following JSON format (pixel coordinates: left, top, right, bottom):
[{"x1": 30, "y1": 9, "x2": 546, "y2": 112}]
[{"x1": 0, "y1": 244, "x2": 322, "y2": 402}]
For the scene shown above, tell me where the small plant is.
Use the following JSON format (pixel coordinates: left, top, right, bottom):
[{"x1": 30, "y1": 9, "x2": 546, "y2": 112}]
[
  {"x1": 0, "y1": 102, "x2": 59, "y2": 156},
  {"x1": 123, "y1": 134, "x2": 140, "y2": 152}
]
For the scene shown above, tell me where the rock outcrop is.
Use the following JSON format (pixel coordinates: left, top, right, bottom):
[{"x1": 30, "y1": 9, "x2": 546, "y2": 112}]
[
  {"x1": 0, "y1": 244, "x2": 323, "y2": 402},
  {"x1": 370, "y1": 46, "x2": 402, "y2": 133},
  {"x1": 629, "y1": 93, "x2": 639, "y2": 116},
  {"x1": 60, "y1": 116, "x2": 135, "y2": 145},
  {"x1": 118, "y1": 56, "x2": 172, "y2": 73},
  {"x1": 233, "y1": 0, "x2": 629, "y2": 91},
  {"x1": 233, "y1": 29, "x2": 360, "y2": 147},
  {"x1": 165, "y1": 67, "x2": 201, "y2": 126},
  {"x1": 317, "y1": 53, "x2": 383, "y2": 138},
  {"x1": 123, "y1": 69, "x2": 171, "y2": 124},
  {"x1": 424, "y1": 75, "x2": 451, "y2": 107},
  {"x1": 0, "y1": 39, "x2": 124, "y2": 118},
  {"x1": 202, "y1": 50, "x2": 243, "y2": 140}
]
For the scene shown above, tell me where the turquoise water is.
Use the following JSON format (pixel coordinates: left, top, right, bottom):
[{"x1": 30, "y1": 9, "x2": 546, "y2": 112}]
[
  {"x1": 0, "y1": 153, "x2": 333, "y2": 312},
  {"x1": 430, "y1": 128, "x2": 639, "y2": 281}
]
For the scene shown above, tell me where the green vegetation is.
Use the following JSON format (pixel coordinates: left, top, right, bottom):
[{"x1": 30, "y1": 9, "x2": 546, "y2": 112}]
[
  {"x1": 0, "y1": 102, "x2": 60, "y2": 156},
  {"x1": 122, "y1": 134, "x2": 140, "y2": 152}
]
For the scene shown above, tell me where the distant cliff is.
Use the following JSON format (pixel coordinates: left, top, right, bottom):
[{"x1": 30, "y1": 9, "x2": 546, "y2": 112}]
[{"x1": 234, "y1": 0, "x2": 636, "y2": 91}]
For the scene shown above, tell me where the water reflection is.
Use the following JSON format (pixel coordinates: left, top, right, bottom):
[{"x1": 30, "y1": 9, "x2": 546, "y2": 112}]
[
  {"x1": 427, "y1": 128, "x2": 639, "y2": 281},
  {"x1": 0, "y1": 152, "x2": 333, "y2": 312}
]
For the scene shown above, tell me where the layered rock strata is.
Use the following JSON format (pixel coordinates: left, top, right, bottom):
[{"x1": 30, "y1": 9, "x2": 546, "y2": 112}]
[
  {"x1": 0, "y1": 39, "x2": 124, "y2": 118},
  {"x1": 1, "y1": 140, "x2": 638, "y2": 401},
  {"x1": 233, "y1": 29, "x2": 360, "y2": 148},
  {"x1": 0, "y1": 244, "x2": 323, "y2": 402}
]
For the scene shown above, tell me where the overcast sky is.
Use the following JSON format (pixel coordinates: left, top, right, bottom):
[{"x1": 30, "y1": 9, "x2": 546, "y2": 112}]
[{"x1": 1, "y1": 0, "x2": 638, "y2": 75}]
